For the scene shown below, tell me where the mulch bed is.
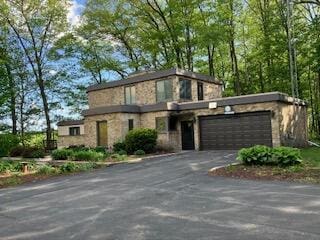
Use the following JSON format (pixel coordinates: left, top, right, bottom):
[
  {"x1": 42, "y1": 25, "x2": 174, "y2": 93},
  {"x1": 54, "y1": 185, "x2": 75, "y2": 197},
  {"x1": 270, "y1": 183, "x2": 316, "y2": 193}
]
[{"x1": 209, "y1": 165, "x2": 320, "y2": 184}]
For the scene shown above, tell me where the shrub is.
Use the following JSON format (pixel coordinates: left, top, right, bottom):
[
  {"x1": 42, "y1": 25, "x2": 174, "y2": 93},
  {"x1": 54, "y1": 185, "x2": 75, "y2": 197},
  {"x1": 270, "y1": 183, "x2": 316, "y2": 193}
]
[
  {"x1": 37, "y1": 165, "x2": 57, "y2": 175},
  {"x1": 94, "y1": 146, "x2": 107, "y2": 154},
  {"x1": 22, "y1": 147, "x2": 45, "y2": 158},
  {"x1": 134, "y1": 149, "x2": 145, "y2": 156},
  {"x1": 9, "y1": 146, "x2": 25, "y2": 157},
  {"x1": 23, "y1": 133, "x2": 45, "y2": 148},
  {"x1": 110, "y1": 153, "x2": 126, "y2": 161},
  {"x1": 272, "y1": 147, "x2": 302, "y2": 166},
  {"x1": 0, "y1": 134, "x2": 20, "y2": 157},
  {"x1": 77, "y1": 162, "x2": 98, "y2": 171},
  {"x1": 237, "y1": 145, "x2": 272, "y2": 165},
  {"x1": 71, "y1": 150, "x2": 105, "y2": 161},
  {"x1": 117, "y1": 150, "x2": 127, "y2": 155},
  {"x1": 59, "y1": 162, "x2": 78, "y2": 173},
  {"x1": 0, "y1": 161, "x2": 22, "y2": 173},
  {"x1": 67, "y1": 145, "x2": 89, "y2": 152},
  {"x1": 51, "y1": 149, "x2": 73, "y2": 160},
  {"x1": 125, "y1": 128, "x2": 157, "y2": 154},
  {"x1": 237, "y1": 145, "x2": 302, "y2": 166},
  {"x1": 113, "y1": 141, "x2": 126, "y2": 152}
]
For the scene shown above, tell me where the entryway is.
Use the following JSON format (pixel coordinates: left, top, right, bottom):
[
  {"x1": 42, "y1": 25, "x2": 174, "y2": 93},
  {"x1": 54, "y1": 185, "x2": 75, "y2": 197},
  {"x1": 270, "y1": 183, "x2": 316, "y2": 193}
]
[{"x1": 181, "y1": 121, "x2": 195, "y2": 150}]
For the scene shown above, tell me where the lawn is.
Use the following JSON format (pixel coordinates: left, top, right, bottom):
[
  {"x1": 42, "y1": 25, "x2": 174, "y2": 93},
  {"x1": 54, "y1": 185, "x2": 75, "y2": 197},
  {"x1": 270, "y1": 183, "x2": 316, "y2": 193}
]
[{"x1": 210, "y1": 147, "x2": 320, "y2": 184}]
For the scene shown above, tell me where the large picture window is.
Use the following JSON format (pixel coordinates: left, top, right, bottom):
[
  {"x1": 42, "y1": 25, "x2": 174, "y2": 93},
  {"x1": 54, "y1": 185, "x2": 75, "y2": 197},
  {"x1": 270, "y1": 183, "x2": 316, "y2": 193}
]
[
  {"x1": 179, "y1": 79, "x2": 192, "y2": 100},
  {"x1": 125, "y1": 86, "x2": 136, "y2": 104},
  {"x1": 156, "y1": 79, "x2": 173, "y2": 102}
]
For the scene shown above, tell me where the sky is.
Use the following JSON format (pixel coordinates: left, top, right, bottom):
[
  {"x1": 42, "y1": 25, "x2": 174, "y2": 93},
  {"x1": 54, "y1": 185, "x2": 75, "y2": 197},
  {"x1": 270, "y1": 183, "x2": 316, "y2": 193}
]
[{"x1": 68, "y1": 0, "x2": 87, "y2": 27}]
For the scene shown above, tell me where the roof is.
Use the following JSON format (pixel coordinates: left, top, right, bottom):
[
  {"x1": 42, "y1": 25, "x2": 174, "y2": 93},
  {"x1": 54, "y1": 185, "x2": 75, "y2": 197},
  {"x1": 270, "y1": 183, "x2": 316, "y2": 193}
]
[
  {"x1": 57, "y1": 120, "x2": 84, "y2": 126},
  {"x1": 87, "y1": 68, "x2": 222, "y2": 92},
  {"x1": 82, "y1": 92, "x2": 307, "y2": 117}
]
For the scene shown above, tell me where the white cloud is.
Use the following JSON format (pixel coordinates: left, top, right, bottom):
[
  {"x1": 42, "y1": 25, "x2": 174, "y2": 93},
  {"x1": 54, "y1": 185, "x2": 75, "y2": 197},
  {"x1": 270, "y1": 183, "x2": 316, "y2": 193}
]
[{"x1": 67, "y1": 1, "x2": 85, "y2": 27}]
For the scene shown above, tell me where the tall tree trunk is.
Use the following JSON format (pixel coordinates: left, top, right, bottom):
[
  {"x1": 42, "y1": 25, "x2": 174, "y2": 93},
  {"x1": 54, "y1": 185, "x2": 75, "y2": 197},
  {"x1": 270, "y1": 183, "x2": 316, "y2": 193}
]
[{"x1": 5, "y1": 63, "x2": 17, "y2": 135}]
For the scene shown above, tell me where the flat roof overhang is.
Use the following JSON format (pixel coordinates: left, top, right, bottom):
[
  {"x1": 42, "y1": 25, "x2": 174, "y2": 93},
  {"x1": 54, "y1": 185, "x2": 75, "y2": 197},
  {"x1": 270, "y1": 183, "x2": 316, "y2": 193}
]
[{"x1": 82, "y1": 92, "x2": 307, "y2": 117}]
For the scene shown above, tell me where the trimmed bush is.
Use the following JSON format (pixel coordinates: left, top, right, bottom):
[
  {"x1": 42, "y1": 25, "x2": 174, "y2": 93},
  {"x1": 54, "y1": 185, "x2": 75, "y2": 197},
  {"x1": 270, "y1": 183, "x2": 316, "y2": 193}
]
[
  {"x1": 67, "y1": 145, "x2": 89, "y2": 152},
  {"x1": 110, "y1": 153, "x2": 126, "y2": 161},
  {"x1": 272, "y1": 147, "x2": 302, "y2": 166},
  {"x1": 113, "y1": 141, "x2": 126, "y2": 152},
  {"x1": 237, "y1": 145, "x2": 302, "y2": 166},
  {"x1": 0, "y1": 134, "x2": 20, "y2": 157},
  {"x1": 71, "y1": 150, "x2": 104, "y2": 161},
  {"x1": 134, "y1": 149, "x2": 145, "y2": 156},
  {"x1": 51, "y1": 149, "x2": 73, "y2": 160},
  {"x1": 22, "y1": 147, "x2": 45, "y2": 158},
  {"x1": 9, "y1": 146, "x2": 25, "y2": 157},
  {"x1": 125, "y1": 128, "x2": 157, "y2": 154}
]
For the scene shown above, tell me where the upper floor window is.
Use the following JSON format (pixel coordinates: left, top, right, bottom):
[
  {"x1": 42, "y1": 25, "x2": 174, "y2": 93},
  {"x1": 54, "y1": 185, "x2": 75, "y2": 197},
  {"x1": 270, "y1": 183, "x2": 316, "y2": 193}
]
[
  {"x1": 69, "y1": 127, "x2": 80, "y2": 136},
  {"x1": 197, "y1": 82, "x2": 204, "y2": 100},
  {"x1": 156, "y1": 79, "x2": 172, "y2": 102},
  {"x1": 179, "y1": 79, "x2": 192, "y2": 100},
  {"x1": 125, "y1": 86, "x2": 136, "y2": 104}
]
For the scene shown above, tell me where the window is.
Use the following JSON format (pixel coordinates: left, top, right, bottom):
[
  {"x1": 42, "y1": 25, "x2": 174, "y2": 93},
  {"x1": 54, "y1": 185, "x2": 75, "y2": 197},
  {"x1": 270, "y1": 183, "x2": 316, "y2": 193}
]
[
  {"x1": 197, "y1": 82, "x2": 204, "y2": 100},
  {"x1": 69, "y1": 127, "x2": 80, "y2": 136},
  {"x1": 156, "y1": 117, "x2": 168, "y2": 132},
  {"x1": 128, "y1": 119, "x2": 134, "y2": 131},
  {"x1": 156, "y1": 79, "x2": 173, "y2": 102},
  {"x1": 169, "y1": 116, "x2": 177, "y2": 131},
  {"x1": 179, "y1": 79, "x2": 192, "y2": 100},
  {"x1": 125, "y1": 86, "x2": 136, "y2": 104}
]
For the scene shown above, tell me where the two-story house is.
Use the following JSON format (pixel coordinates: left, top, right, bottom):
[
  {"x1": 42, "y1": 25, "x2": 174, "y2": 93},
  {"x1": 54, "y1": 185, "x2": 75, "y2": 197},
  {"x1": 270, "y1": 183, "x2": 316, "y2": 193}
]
[{"x1": 57, "y1": 68, "x2": 308, "y2": 151}]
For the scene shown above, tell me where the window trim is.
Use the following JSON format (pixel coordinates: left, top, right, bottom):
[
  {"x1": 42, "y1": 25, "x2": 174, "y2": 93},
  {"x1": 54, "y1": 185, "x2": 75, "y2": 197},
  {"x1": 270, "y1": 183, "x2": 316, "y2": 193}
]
[
  {"x1": 156, "y1": 79, "x2": 173, "y2": 103},
  {"x1": 124, "y1": 85, "x2": 136, "y2": 104},
  {"x1": 179, "y1": 78, "x2": 192, "y2": 100}
]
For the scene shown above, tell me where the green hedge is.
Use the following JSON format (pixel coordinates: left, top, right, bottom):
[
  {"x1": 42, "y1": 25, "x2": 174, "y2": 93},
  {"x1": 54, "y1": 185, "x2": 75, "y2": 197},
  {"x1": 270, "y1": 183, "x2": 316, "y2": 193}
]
[
  {"x1": 237, "y1": 145, "x2": 302, "y2": 166},
  {"x1": 125, "y1": 128, "x2": 157, "y2": 154},
  {"x1": 0, "y1": 134, "x2": 20, "y2": 157},
  {"x1": 51, "y1": 149, "x2": 73, "y2": 160},
  {"x1": 71, "y1": 150, "x2": 105, "y2": 161}
]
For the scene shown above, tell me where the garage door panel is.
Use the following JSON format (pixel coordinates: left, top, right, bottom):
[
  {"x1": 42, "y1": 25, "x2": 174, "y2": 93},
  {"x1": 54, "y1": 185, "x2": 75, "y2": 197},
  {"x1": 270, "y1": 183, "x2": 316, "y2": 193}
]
[{"x1": 200, "y1": 112, "x2": 272, "y2": 150}]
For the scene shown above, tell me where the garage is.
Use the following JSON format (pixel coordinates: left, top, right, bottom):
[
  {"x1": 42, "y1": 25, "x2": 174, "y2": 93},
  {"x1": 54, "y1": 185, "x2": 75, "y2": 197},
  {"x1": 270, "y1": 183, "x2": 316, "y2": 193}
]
[{"x1": 199, "y1": 111, "x2": 272, "y2": 150}]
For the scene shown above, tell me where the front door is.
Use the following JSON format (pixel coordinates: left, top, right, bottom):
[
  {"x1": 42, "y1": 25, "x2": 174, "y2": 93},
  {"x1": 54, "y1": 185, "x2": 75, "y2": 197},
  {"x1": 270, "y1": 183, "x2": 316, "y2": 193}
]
[
  {"x1": 97, "y1": 121, "x2": 108, "y2": 146},
  {"x1": 181, "y1": 121, "x2": 195, "y2": 150}
]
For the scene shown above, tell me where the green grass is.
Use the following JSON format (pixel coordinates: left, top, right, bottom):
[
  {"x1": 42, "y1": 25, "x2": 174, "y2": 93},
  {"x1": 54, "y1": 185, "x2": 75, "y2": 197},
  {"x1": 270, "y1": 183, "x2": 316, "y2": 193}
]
[{"x1": 301, "y1": 147, "x2": 320, "y2": 168}]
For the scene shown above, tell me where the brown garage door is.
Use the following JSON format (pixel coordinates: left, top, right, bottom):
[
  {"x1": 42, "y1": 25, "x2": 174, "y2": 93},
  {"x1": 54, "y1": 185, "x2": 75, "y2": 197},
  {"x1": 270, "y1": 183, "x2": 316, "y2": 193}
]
[{"x1": 199, "y1": 111, "x2": 272, "y2": 150}]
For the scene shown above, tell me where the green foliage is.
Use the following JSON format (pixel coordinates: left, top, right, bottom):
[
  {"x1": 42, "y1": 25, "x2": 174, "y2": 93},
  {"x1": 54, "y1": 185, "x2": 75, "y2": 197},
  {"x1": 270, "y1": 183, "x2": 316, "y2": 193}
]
[
  {"x1": 71, "y1": 150, "x2": 105, "y2": 162},
  {"x1": 59, "y1": 162, "x2": 98, "y2": 173},
  {"x1": 59, "y1": 162, "x2": 78, "y2": 173},
  {"x1": 113, "y1": 141, "x2": 126, "y2": 152},
  {"x1": 51, "y1": 149, "x2": 73, "y2": 160},
  {"x1": 117, "y1": 150, "x2": 127, "y2": 155},
  {"x1": 37, "y1": 165, "x2": 57, "y2": 175},
  {"x1": 110, "y1": 153, "x2": 126, "y2": 162},
  {"x1": 9, "y1": 146, "x2": 25, "y2": 157},
  {"x1": 68, "y1": 145, "x2": 90, "y2": 152},
  {"x1": 125, "y1": 128, "x2": 158, "y2": 154},
  {"x1": 237, "y1": 145, "x2": 272, "y2": 165},
  {"x1": 237, "y1": 145, "x2": 302, "y2": 166},
  {"x1": 23, "y1": 133, "x2": 46, "y2": 148},
  {"x1": 0, "y1": 161, "x2": 22, "y2": 173},
  {"x1": 0, "y1": 134, "x2": 20, "y2": 157},
  {"x1": 272, "y1": 147, "x2": 302, "y2": 166},
  {"x1": 94, "y1": 146, "x2": 108, "y2": 154},
  {"x1": 301, "y1": 147, "x2": 320, "y2": 168},
  {"x1": 22, "y1": 147, "x2": 45, "y2": 158},
  {"x1": 134, "y1": 149, "x2": 145, "y2": 156}
]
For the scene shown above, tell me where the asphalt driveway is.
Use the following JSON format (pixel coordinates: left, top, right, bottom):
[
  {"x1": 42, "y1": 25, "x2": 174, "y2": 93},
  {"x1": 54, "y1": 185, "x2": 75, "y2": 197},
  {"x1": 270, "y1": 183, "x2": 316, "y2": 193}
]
[{"x1": 0, "y1": 151, "x2": 320, "y2": 240}]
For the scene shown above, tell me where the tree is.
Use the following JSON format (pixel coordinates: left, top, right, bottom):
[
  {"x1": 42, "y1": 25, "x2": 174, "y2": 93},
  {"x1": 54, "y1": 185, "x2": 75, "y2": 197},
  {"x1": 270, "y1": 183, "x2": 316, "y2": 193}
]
[{"x1": 0, "y1": 0, "x2": 69, "y2": 142}]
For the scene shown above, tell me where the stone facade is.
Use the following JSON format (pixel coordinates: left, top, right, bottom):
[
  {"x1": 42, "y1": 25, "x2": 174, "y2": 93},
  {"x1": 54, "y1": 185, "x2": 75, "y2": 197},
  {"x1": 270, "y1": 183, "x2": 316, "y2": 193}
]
[
  {"x1": 58, "y1": 135, "x2": 86, "y2": 148},
  {"x1": 88, "y1": 75, "x2": 222, "y2": 108}
]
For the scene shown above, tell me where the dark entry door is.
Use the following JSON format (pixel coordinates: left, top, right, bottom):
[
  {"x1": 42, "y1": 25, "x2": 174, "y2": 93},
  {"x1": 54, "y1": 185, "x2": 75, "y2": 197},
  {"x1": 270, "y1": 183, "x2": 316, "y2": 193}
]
[
  {"x1": 199, "y1": 111, "x2": 272, "y2": 150},
  {"x1": 181, "y1": 121, "x2": 195, "y2": 150}
]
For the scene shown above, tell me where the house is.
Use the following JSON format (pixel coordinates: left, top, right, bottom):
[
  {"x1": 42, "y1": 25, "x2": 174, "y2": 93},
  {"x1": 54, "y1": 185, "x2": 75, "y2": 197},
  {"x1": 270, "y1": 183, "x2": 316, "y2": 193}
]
[{"x1": 57, "y1": 68, "x2": 308, "y2": 151}]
